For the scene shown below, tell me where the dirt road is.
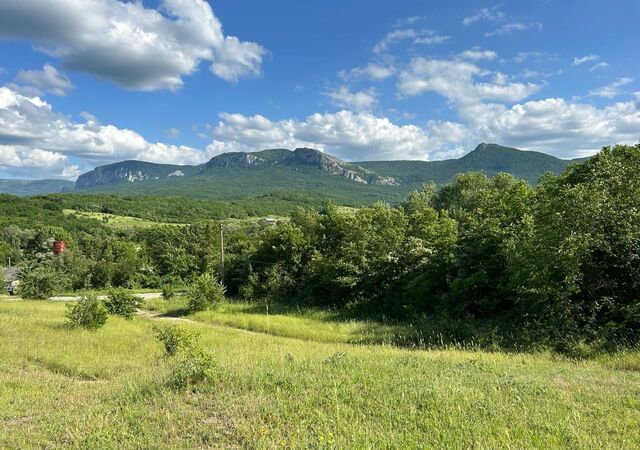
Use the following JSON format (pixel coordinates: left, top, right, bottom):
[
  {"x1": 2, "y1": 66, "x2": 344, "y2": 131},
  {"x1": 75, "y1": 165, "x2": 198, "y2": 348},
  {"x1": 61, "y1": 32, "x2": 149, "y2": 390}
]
[{"x1": 48, "y1": 292, "x2": 163, "y2": 301}]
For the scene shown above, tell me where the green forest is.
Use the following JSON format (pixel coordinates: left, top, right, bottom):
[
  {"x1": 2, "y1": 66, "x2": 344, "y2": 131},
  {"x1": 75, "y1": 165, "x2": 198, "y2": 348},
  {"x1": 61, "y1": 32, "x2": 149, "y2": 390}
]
[{"x1": 2, "y1": 144, "x2": 639, "y2": 353}]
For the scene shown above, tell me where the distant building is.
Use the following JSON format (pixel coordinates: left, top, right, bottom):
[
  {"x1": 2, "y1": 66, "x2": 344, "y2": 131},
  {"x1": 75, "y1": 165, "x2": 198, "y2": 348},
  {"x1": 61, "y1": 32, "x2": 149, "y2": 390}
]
[{"x1": 2, "y1": 267, "x2": 20, "y2": 295}]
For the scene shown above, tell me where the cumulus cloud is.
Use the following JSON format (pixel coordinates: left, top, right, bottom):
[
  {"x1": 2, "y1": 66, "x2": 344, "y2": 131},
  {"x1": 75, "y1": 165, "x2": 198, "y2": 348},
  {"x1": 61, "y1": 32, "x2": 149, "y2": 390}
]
[
  {"x1": 0, "y1": 0, "x2": 265, "y2": 91},
  {"x1": 397, "y1": 58, "x2": 542, "y2": 105},
  {"x1": 339, "y1": 64, "x2": 395, "y2": 82},
  {"x1": 13, "y1": 64, "x2": 73, "y2": 96},
  {"x1": 588, "y1": 78, "x2": 634, "y2": 98},
  {"x1": 0, "y1": 86, "x2": 207, "y2": 177},
  {"x1": 208, "y1": 110, "x2": 432, "y2": 161},
  {"x1": 325, "y1": 86, "x2": 378, "y2": 112},
  {"x1": 458, "y1": 97, "x2": 640, "y2": 158},
  {"x1": 0, "y1": 145, "x2": 80, "y2": 178}
]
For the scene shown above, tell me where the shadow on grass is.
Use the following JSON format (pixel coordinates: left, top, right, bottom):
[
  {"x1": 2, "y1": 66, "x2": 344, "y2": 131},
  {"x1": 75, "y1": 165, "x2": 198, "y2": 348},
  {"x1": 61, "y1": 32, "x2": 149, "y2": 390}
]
[{"x1": 159, "y1": 307, "x2": 191, "y2": 318}]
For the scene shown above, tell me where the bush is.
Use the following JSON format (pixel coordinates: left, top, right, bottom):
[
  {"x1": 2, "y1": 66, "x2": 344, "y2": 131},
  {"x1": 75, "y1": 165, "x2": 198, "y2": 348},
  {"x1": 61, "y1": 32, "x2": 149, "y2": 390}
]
[
  {"x1": 66, "y1": 293, "x2": 108, "y2": 330},
  {"x1": 187, "y1": 273, "x2": 225, "y2": 313},
  {"x1": 161, "y1": 283, "x2": 175, "y2": 300},
  {"x1": 18, "y1": 266, "x2": 59, "y2": 299},
  {"x1": 153, "y1": 325, "x2": 200, "y2": 356},
  {"x1": 153, "y1": 324, "x2": 216, "y2": 389},
  {"x1": 169, "y1": 346, "x2": 217, "y2": 389},
  {"x1": 104, "y1": 288, "x2": 141, "y2": 319}
]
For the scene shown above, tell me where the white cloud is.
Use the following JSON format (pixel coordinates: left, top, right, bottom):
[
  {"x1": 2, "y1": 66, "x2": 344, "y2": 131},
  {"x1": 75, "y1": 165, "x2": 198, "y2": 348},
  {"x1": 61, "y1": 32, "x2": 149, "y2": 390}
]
[
  {"x1": 209, "y1": 110, "x2": 432, "y2": 161},
  {"x1": 0, "y1": 0, "x2": 265, "y2": 91},
  {"x1": 0, "y1": 86, "x2": 207, "y2": 177},
  {"x1": 588, "y1": 78, "x2": 633, "y2": 98},
  {"x1": 339, "y1": 63, "x2": 395, "y2": 82},
  {"x1": 13, "y1": 64, "x2": 73, "y2": 96},
  {"x1": 413, "y1": 33, "x2": 451, "y2": 45},
  {"x1": 373, "y1": 28, "x2": 449, "y2": 54},
  {"x1": 589, "y1": 62, "x2": 609, "y2": 72},
  {"x1": 397, "y1": 58, "x2": 542, "y2": 105},
  {"x1": 325, "y1": 86, "x2": 378, "y2": 112},
  {"x1": 165, "y1": 127, "x2": 181, "y2": 139},
  {"x1": 514, "y1": 51, "x2": 558, "y2": 64},
  {"x1": 393, "y1": 16, "x2": 426, "y2": 28},
  {"x1": 573, "y1": 54, "x2": 600, "y2": 66},
  {"x1": 0, "y1": 145, "x2": 79, "y2": 178},
  {"x1": 458, "y1": 97, "x2": 640, "y2": 158},
  {"x1": 485, "y1": 22, "x2": 539, "y2": 37},
  {"x1": 462, "y1": 6, "x2": 505, "y2": 26},
  {"x1": 458, "y1": 49, "x2": 498, "y2": 61}
]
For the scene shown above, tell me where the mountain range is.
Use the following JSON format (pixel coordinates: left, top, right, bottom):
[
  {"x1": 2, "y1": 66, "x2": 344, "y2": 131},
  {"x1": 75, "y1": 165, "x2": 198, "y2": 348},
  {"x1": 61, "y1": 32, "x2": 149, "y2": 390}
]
[
  {"x1": 1, "y1": 144, "x2": 584, "y2": 201},
  {"x1": 0, "y1": 179, "x2": 75, "y2": 196}
]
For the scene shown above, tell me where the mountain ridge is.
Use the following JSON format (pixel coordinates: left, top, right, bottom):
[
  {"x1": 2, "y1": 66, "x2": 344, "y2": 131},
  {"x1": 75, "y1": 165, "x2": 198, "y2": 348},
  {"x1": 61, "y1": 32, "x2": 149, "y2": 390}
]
[
  {"x1": 1, "y1": 144, "x2": 587, "y2": 200},
  {"x1": 0, "y1": 179, "x2": 75, "y2": 196}
]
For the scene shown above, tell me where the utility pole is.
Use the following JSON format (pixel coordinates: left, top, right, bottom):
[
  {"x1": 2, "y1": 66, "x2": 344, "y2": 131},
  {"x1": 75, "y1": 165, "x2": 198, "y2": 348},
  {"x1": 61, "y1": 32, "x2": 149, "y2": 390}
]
[{"x1": 219, "y1": 222, "x2": 224, "y2": 285}]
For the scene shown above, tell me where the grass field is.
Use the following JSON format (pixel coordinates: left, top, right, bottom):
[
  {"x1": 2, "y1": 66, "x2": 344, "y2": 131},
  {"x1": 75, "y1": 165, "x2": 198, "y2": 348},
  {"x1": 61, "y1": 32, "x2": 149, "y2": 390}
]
[
  {"x1": 1, "y1": 300, "x2": 639, "y2": 449},
  {"x1": 63, "y1": 208, "x2": 288, "y2": 230},
  {"x1": 145, "y1": 298, "x2": 428, "y2": 346},
  {"x1": 63, "y1": 209, "x2": 177, "y2": 229}
]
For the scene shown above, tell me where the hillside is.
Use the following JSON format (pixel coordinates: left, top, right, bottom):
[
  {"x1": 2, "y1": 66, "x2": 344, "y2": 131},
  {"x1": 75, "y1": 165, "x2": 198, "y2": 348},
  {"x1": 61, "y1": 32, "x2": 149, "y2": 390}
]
[
  {"x1": 71, "y1": 144, "x2": 581, "y2": 203},
  {"x1": 0, "y1": 179, "x2": 74, "y2": 196},
  {"x1": 1, "y1": 144, "x2": 582, "y2": 201}
]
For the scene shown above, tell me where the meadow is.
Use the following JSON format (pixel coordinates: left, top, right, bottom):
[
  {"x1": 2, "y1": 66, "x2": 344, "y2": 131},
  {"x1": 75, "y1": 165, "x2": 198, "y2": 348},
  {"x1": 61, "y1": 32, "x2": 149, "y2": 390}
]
[{"x1": 1, "y1": 300, "x2": 639, "y2": 449}]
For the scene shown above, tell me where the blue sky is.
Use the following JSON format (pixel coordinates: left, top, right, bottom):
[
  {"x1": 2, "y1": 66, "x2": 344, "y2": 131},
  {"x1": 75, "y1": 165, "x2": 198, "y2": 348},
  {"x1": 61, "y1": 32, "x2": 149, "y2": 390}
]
[{"x1": 0, "y1": 0, "x2": 639, "y2": 178}]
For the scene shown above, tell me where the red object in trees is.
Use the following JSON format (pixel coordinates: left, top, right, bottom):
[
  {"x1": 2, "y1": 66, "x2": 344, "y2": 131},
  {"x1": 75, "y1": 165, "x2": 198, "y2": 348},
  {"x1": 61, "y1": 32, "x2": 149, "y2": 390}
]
[{"x1": 53, "y1": 241, "x2": 67, "y2": 255}]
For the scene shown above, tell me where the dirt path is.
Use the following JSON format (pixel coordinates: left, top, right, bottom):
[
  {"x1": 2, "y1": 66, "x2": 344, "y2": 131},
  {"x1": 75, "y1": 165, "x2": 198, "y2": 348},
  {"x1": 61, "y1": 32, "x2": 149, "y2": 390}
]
[
  {"x1": 136, "y1": 309, "x2": 195, "y2": 323},
  {"x1": 136, "y1": 309, "x2": 263, "y2": 338},
  {"x1": 48, "y1": 292, "x2": 163, "y2": 302}
]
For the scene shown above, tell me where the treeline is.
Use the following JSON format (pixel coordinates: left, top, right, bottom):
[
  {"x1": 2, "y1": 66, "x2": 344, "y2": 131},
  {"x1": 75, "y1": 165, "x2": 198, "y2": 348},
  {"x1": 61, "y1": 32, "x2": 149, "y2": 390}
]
[
  {"x1": 57, "y1": 191, "x2": 333, "y2": 222},
  {"x1": 225, "y1": 144, "x2": 640, "y2": 350}
]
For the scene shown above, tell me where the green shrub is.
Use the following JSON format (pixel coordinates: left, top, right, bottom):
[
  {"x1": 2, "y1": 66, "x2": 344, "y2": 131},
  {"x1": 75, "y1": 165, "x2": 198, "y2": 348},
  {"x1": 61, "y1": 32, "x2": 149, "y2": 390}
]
[
  {"x1": 104, "y1": 288, "x2": 141, "y2": 319},
  {"x1": 153, "y1": 324, "x2": 216, "y2": 389},
  {"x1": 18, "y1": 266, "x2": 59, "y2": 299},
  {"x1": 65, "y1": 293, "x2": 108, "y2": 330},
  {"x1": 187, "y1": 274, "x2": 225, "y2": 313},
  {"x1": 169, "y1": 346, "x2": 217, "y2": 389},
  {"x1": 161, "y1": 283, "x2": 175, "y2": 300},
  {"x1": 153, "y1": 324, "x2": 199, "y2": 356}
]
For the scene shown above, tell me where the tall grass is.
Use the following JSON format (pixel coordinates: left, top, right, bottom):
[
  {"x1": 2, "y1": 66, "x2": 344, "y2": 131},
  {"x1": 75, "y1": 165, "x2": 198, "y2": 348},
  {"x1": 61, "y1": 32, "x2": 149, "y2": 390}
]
[{"x1": 1, "y1": 301, "x2": 639, "y2": 448}]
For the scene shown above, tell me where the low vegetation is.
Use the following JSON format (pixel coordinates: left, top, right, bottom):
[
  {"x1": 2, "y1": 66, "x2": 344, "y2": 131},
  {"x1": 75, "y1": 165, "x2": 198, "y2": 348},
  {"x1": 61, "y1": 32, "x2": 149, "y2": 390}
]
[
  {"x1": 1, "y1": 301, "x2": 638, "y2": 448},
  {"x1": 104, "y1": 288, "x2": 141, "y2": 319},
  {"x1": 187, "y1": 274, "x2": 226, "y2": 313},
  {"x1": 65, "y1": 293, "x2": 108, "y2": 330}
]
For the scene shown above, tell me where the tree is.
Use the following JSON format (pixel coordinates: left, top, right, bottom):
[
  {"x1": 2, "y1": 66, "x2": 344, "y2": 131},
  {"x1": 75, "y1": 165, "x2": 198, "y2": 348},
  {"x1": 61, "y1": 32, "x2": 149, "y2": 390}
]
[{"x1": 18, "y1": 266, "x2": 59, "y2": 299}]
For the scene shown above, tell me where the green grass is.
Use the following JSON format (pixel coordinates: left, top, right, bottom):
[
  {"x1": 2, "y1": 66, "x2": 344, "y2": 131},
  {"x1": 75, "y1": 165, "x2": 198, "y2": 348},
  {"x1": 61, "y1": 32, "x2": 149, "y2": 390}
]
[
  {"x1": 1, "y1": 301, "x2": 639, "y2": 449},
  {"x1": 52, "y1": 287, "x2": 164, "y2": 297},
  {"x1": 145, "y1": 298, "x2": 418, "y2": 345},
  {"x1": 62, "y1": 209, "x2": 181, "y2": 229}
]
